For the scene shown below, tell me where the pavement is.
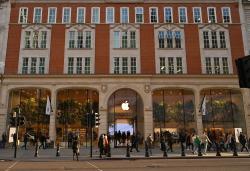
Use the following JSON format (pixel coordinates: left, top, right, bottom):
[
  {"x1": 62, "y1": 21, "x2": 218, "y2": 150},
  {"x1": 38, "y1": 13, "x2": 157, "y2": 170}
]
[{"x1": 0, "y1": 144, "x2": 250, "y2": 161}]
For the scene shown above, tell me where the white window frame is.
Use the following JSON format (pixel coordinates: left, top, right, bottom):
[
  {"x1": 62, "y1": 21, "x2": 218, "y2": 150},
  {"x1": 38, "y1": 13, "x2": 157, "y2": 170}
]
[
  {"x1": 149, "y1": 7, "x2": 158, "y2": 23},
  {"x1": 19, "y1": 7, "x2": 28, "y2": 24},
  {"x1": 62, "y1": 7, "x2": 71, "y2": 24},
  {"x1": 106, "y1": 7, "x2": 114, "y2": 24},
  {"x1": 33, "y1": 7, "x2": 42, "y2": 23},
  {"x1": 207, "y1": 7, "x2": 217, "y2": 23},
  {"x1": 91, "y1": 7, "x2": 100, "y2": 24},
  {"x1": 120, "y1": 7, "x2": 129, "y2": 23},
  {"x1": 164, "y1": 7, "x2": 173, "y2": 23},
  {"x1": 178, "y1": 7, "x2": 188, "y2": 23},
  {"x1": 77, "y1": 7, "x2": 86, "y2": 23},
  {"x1": 193, "y1": 7, "x2": 202, "y2": 23},
  {"x1": 221, "y1": 7, "x2": 231, "y2": 23},
  {"x1": 135, "y1": 7, "x2": 144, "y2": 23},
  {"x1": 47, "y1": 7, "x2": 57, "y2": 24}
]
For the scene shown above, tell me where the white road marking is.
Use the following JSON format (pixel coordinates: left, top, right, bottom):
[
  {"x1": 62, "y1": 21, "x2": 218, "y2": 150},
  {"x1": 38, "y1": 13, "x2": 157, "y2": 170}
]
[
  {"x1": 87, "y1": 161, "x2": 103, "y2": 171},
  {"x1": 5, "y1": 161, "x2": 18, "y2": 171}
]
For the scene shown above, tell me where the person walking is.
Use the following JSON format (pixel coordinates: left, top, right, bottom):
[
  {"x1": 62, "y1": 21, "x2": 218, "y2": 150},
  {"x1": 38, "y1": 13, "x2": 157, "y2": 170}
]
[
  {"x1": 146, "y1": 134, "x2": 153, "y2": 155},
  {"x1": 72, "y1": 137, "x2": 79, "y2": 161},
  {"x1": 200, "y1": 131, "x2": 211, "y2": 155},
  {"x1": 1, "y1": 132, "x2": 7, "y2": 149},
  {"x1": 130, "y1": 134, "x2": 140, "y2": 152},
  {"x1": 98, "y1": 134, "x2": 104, "y2": 158},
  {"x1": 22, "y1": 133, "x2": 29, "y2": 150},
  {"x1": 239, "y1": 132, "x2": 249, "y2": 152}
]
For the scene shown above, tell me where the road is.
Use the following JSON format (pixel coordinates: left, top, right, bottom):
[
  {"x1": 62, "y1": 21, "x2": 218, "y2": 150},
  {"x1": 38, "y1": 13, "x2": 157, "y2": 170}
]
[{"x1": 1, "y1": 158, "x2": 250, "y2": 171}]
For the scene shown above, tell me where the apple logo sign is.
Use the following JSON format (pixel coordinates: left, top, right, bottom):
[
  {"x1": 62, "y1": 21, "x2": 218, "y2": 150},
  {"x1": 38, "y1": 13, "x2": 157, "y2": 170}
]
[{"x1": 121, "y1": 101, "x2": 129, "y2": 111}]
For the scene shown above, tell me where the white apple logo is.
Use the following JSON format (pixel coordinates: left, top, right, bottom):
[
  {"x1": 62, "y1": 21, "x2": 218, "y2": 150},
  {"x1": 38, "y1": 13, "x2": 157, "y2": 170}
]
[{"x1": 121, "y1": 101, "x2": 129, "y2": 111}]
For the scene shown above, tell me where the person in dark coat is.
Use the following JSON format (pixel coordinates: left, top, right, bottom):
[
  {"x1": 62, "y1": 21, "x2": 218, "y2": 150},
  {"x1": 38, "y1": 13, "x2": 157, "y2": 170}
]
[
  {"x1": 22, "y1": 133, "x2": 29, "y2": 150},
  {"x1": 72, "y1": 137, "x2": 79, "y2": 161},
  {"x1": 98, "y1": 134, "x2": 104, "y2": 158},
  {"x1": 130, "y1": 134, "x2": 140, "y2": 152},
  {"x1": 1, "y1": 133, "x2": 7, "y2": 149},
  {"x1": 239, "y1": 132, "x2": 249, "y2": 152}
]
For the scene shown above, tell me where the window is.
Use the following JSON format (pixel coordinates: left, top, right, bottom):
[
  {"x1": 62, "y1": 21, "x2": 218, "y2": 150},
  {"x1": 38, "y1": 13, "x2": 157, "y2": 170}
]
[
  {"x1": 114, "y1": 31, "x2": 120, "y2": 48},
  {"x1": 48, "y1": 7, "x2": 57, "y2": 24},
  {"x1": 159, "y1": 57, "x2": 184, "y2": 74},
  {"x1": 211, "y1": 31, "x2": 218, "y2": 48},
  {"x1": 21, "y1": 57, "x2": 46, "y2": 74},
  {"x1": 219, "y1": 31, "x2": 226, "y2": 48},
  {"x1": 22, "y1": 57, "x2": 29, "y2": 74},
  {"x1": 193, "y1": 7, "x2": 202, "y2": 23},
  {"x1": 77, "y1": 7, "x2": 85, "y2": 23},
  {"x1": 63, "y1": 7, "x2": 71, "y2": 23},
  {"x1": 222, "y1": 57, "x2": 229, "y2": 74},
  {"x1": 106, "y1": 7, "x2": 114, "y2": 23},
  {"x1": 121, "y1": 7, "x2": 129, "y2": 23},
  {"x1": 91, "y1": 7, "x2": 100, "y2": 23},
  {"x1": 222, "y1": 7, "x2": 231, "y2": 23},
  {"x1": 208, "y1": 7, "x2": 216, "y2": 23},
  {"x1": 33, "y1": 7, "x2": 42, "y2": 23},
  {"x1": 164, "y1": 7, "x2": 173, "y2": 23},
  {"x1": 203, "y1": 31, "x2": 210, "y2": 48},
  {"x1": 158, "y1": 31, "x2": 182, "y2": 48},
  {"x1": 130, "y1": 31, "x2": 136, "y2": 48},
  {"x1": 179, "y1": 7, "x2": 187, "y2": 23},
  {"x1": 135, "y1": 7, "x2": 143, "y2": 23},
  {"x1": 113, "y1": 31, "x2": 137, "y2": 48},
  {"x1": 67, "y1": 57, "x2": 91, "y2": 74},
  {"x1": 113, "y1": 57, "x2": 137, "y2": 74},
  {"x1": 205, "y1": 57, "x2": 230, "y2": 74},
  {"x1": 24, "y1": 30, "x2": 48, "y2": 49},
  {"x1": 150, "y1": 7, "x2": 158, "y2": 23},
  {"x1": 19, "y1": 7, "x2": 28, "y2": 24},
  {"x1": 68, "y1": 31, "x2": 92, "y2": 48}
]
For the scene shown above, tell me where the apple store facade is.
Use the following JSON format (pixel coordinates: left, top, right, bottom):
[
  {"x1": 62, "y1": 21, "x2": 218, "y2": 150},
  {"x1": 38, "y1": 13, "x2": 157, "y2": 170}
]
[{"x1": 1, "y1": 76, "x2": 250, "y2": 146}]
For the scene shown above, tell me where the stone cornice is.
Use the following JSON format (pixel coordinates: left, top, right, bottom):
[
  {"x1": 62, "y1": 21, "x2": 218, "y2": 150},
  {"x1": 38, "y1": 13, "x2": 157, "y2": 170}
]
[{"x1": 12, "y1": 0, "x2": 239, "y2": 4}]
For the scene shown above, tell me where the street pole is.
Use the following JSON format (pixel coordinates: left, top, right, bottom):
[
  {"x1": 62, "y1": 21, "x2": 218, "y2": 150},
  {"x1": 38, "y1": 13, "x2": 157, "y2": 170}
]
[{"x1": 14, "y1": 109, "x2": 19, "y2": 158}]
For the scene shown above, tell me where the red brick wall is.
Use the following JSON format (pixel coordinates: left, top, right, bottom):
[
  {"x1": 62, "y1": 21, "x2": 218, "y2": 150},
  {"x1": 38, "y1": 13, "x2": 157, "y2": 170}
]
[
  {"x1": 184, "y1": 24, "x2": 202, "y2": 74},
  {"x1": 140, "y1": 24, "x2": 155, "y2": 74},
  {"x1": 229, "y1": 25, "x2": 245, "y2": 74},
  {"x1": 49, "y1": 25, "x2": 65, "y2": 74},
  {"x1": 5, "y1": 25, "x2": 22, "y2": 74},
  {"x1": 95, "y1": 25, "x2": 110, "y2": 74}
]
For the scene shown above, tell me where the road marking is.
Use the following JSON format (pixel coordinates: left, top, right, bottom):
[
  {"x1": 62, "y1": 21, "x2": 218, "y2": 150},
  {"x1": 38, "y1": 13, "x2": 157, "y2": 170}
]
[
  {"x1": 87, "y1": 161, "x2": 103, "y2": 171},
  {"x1": 5, "y1": 161, "x2": 18, "y2": 171}
]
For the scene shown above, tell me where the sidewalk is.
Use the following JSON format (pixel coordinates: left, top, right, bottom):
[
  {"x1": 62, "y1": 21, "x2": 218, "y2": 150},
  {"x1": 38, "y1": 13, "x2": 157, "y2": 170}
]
[{"x1": 0, "y1": 146, "x2": 250, "y2": 161}]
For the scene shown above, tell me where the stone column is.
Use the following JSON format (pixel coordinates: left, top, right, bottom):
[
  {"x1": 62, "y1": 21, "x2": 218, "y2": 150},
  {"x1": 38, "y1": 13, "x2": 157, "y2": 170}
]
[
  {"x1": 98, "y1": 85, "x2": 108, "y2": 136},
  {"x1": 241, "y1": 88, "x2": 250, "y2": 138},
  {"x1": 0, "y1": 85, "x2": 8, "y2": 136},
  {"x1": 49, "y1": 87, "x2": 57, "y2": 142},
  {"x1": 194, "y1": 88, "x2": 203, "y2": 136},
  {"x1": 143, "y1": 86, "x2": 153, "y2": 140}
]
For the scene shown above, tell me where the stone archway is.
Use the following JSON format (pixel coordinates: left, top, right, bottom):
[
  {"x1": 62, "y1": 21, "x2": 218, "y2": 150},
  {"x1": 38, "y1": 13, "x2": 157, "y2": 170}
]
[{"x1": 107, "y1": 88, "x2": 144, "y2": 147}]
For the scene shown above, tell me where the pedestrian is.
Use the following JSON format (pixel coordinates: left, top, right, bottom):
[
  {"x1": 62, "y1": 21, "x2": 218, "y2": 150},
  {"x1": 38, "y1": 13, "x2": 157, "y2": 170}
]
[
  {"x1": 179, "y1": 130, "x2": 187, "y2": 153},
  {"x1": 146, "y1": 134, "x2": 153, "y2": 155},
  {"x1": 22, "y1": 133, "x2": 29, "y2": 150},
  {"x1": 192, "y1": 134, "x2": 201, "y2": 154},
  {"x1": 39, "y1": 134, "x2": 46, "y2": 149},
  {"x1": 130, "y1": 134, "x2": 140, "y2": 152},
  {"x1": 239, "y1": 132, "x2": 249, "y2": 152},
  {"x1": 98, "y1": 134, "x2": 104, "y2": 158},
  {"x1": 166, "y1": 131, "x2": 173, "y2": 152},
  {"x1": 200, "y1": 131, "x2": 211, "y2": 155},
  {"x1": 1, "y1": 132, "x2": 7, "y2": 149},
  {"x1": 72, "y1": 137, "x2": 79, "y2": 161}
]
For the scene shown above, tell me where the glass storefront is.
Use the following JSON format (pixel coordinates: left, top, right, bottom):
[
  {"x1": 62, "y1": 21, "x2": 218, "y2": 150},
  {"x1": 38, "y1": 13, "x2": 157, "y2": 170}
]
[
  {"x1": 152, "y1": 89, "x2": 196, "y2": 142},
  {"x1": 201, "y1": 89, "x2": 246, "y2": 136},
  {"x1": 56, "y1": 89, "x2": 99, "y2": 147},
  {"x1": 107, "y1": 89, "x2": 144, "y2": 146},
  {"x1": 8, "y1": 88, "x2": 50, "y2": 144}
]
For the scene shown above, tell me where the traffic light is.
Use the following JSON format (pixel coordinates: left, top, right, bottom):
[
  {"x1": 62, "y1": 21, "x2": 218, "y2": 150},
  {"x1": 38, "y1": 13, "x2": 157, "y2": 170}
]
[
  {"x1": 94, "y1": 112, "x2": 100, "y2": 127},
  {"x1": 18, "y1": 115, "x2": 25, "y2": 126},
  {"x1": 236, "y1": 55, "x2": 250, "y2": 88},
  {"x1": 9, "y1": 116, "x2": 15, "y2": 126}
]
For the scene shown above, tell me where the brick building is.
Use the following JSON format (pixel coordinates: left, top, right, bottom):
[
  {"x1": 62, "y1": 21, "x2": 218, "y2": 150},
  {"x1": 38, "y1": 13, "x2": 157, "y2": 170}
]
[{"x1": 0, "y1": 0, "x2": 250, "y2": 145}]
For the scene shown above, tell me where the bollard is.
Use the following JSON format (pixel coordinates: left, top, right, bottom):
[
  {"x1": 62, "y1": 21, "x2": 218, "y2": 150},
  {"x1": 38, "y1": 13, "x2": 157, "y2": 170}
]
[
  {"x1": 197, "y1": 144, "x2": 203, "y2": 157},
  {"x1": 126, "y1": 143, "x2": 131, "y2": 157},
  {"x1": 145, "y1": 141, "x2": 149, "y2": 157},
  {"x1": 216, "y1": 143, "x2": 221, "y2": 156},
  {"x1": 181, "y1": 142, "x2": 185, "y2": 157},
  {"x1": 56, "y1": 143, "x2": 60, "y2": 157}
]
